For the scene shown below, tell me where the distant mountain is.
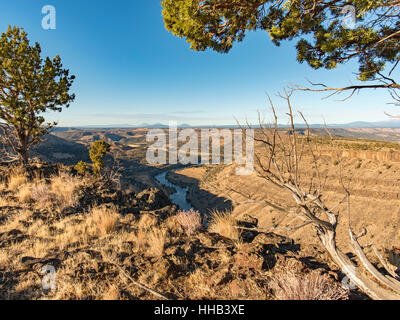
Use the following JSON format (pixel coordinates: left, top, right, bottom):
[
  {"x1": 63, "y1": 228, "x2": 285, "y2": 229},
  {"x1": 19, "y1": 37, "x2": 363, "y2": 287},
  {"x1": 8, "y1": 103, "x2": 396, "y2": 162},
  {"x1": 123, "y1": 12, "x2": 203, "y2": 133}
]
[
  {"x1": 269, "y1": 120, "x2": 400, "y2": 129},
  {"x1": 55, "y1": 123, "x2": 193, "y2": 130},
  {"x1": 139, "y1": 123, "x2": 169, "y2": 128},
  {"x1": 340, "y1": 120, "x2": 400, "y2": 128},
  {"x1": 55, "y1": 119, "x2": 400, "y2": 130}
]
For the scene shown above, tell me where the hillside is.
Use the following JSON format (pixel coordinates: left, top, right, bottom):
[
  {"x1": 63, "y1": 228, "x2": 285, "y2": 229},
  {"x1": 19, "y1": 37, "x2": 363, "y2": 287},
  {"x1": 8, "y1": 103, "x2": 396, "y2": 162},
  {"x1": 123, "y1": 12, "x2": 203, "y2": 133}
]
[
  {"x1": 0, "y1": 164, "x2": 350, "y2": 300},
  {"x1": 170, "y1": 142, "x2": 400, "y2": 264},
  {"x1": 2, "y1": 129, "x2": 400, "y2": 300}
]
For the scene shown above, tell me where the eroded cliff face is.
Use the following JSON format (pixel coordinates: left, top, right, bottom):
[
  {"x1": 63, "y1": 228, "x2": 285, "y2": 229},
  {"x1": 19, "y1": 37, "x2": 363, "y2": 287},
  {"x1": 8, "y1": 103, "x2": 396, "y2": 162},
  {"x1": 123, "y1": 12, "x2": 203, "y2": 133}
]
[
  {"x1": 321, "y1": 149, "x2": 400, "y2": 162},
  {"x1": 172, "y1": 150, "x2": 400, "y2": 269}
]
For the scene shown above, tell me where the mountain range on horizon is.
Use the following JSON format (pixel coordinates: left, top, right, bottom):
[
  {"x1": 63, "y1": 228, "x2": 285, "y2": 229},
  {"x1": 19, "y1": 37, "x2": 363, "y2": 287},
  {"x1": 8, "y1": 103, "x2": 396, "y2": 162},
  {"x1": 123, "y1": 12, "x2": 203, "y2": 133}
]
[{"x1": 55, "y1": 119, "x2": 400, "y2": 130}]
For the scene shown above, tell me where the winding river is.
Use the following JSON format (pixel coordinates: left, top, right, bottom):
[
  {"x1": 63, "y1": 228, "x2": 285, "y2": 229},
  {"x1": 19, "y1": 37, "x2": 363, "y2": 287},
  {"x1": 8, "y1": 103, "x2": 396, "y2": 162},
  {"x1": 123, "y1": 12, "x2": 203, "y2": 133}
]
[{"x1": 154, "y1": 171, "x2": 193, "y2": 211}]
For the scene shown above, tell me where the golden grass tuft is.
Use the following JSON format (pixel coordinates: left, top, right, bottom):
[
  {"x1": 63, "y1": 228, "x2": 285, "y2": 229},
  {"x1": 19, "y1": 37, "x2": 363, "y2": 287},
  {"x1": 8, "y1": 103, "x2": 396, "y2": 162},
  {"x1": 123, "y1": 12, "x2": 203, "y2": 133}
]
[
  {"x1": 50, "y1": 171, "x2": 82, "y2": 209},
  {"x1": 102, "y1": 285, "x2": 120, "y2": 300},
  {"x1": 146, "y1": 227, "x2": 167, "y2": 257},
  {"x1": 90, "y1": 206, "x2": 119, "y2": 235},
  {"x1": 30, "y1": 182, "x2": 53, "y2": 204},
  {"x1": 0, "y1": 197, "x2": 9, "y2": 207},
  {"x1": 7, "y1": 170, "x2": 28, "y2": 191},
  {"x1": 185, "y1": 269, "x2": 213, "y2": 298},
  {"x1": 16, "y1": 183, "x2": 34, "y2": 203},
  {"x1": 11, "y1": 171, "x2": 82, "y2": 211},
  {"x1": 133, "y1": 226, "x2": 167, "y2": 258},
  {"x1": 269, "y1": 269, "x2": 349, "y2": 300},
  {"x1": 138, "y1": 214, "x2": 158, "y2": 229},
  {"x1": 208, "y1": 210, "x2": 240, "y2": 241}
]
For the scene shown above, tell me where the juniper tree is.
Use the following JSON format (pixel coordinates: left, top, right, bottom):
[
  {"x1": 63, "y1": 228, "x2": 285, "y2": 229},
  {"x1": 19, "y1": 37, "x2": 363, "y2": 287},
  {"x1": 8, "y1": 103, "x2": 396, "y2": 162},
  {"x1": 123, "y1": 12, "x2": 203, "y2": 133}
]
[
  {"x1": 0, "y1": 26, "x2": 75, "y2": 167},
  {"x1": 162, "y1": 0, "x2": 400, "y2": 101},
  {"x1": 89, "y1": 140, "x2": 111, "y2": 175},
  {"x1": 74, "y1": 161, "x2": 89, "y2": 175},
  {"x1": 74, "y1": 140, "x2": 111, "y2": 176}
]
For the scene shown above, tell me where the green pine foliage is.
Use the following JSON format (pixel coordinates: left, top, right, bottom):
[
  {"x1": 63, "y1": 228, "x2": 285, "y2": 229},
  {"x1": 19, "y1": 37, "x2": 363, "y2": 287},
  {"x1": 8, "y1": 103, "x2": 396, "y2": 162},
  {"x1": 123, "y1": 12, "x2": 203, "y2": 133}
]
[
  {"x1": 0, "y1": 26, "x2": 75, "y2": 167},
  {"x1": 74, "y1": 161, "x2": 90, "y2": 175},
  {"x1": 161, "y1": 1, "x2": 400, "y2": 83},
  {"x1": 89, "y1": 140, "x2": 111, "y2": 175},
  {"x1": 75, "y1": 140, "x2": 111, "y2": 176}
]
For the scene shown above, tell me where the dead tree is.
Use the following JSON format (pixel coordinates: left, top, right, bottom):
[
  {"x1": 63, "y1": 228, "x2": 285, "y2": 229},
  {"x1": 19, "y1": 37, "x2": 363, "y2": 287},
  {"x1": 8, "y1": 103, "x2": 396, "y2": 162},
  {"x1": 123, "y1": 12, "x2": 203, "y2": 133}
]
[{"x1": 224, "y1": 91, "x2": 400, "y2": 300}]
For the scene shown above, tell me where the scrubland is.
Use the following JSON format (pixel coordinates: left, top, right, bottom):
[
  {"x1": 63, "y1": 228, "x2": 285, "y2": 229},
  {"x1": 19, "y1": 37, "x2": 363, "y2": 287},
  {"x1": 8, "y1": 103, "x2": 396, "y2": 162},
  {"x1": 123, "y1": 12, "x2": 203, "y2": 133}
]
[{"x1": 0, "y1": 163, "x2": 350, "y2": 300}]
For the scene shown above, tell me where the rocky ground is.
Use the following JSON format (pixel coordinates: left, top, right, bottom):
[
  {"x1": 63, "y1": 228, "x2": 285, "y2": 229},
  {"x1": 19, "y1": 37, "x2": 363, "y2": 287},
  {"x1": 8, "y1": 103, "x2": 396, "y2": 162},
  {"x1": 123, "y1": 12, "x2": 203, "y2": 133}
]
[{"x1": 0, "y1": 164, "x2": 351, "y2": 300}]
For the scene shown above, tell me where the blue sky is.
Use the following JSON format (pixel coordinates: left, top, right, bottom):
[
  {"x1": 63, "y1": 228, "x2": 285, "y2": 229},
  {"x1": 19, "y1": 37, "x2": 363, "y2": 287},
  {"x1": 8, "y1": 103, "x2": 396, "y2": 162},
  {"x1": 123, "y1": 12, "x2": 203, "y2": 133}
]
[{"x1": 0, "y1": 0, "x2": 398, "y2": 126}]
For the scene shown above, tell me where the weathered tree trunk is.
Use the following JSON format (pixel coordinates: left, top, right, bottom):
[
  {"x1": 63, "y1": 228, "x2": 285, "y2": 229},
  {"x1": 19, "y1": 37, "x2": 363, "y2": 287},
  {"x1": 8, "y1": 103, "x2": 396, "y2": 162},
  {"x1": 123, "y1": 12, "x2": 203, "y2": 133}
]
[
  {"x1": 318, "y1": 229, "x2": 400, "y2": 300},
  {"x1": 16, "y1": 132, "x2": 30, "y2": 168},
  {"x1": 18, "y1": 149, "x2": 29, "y2": 168},
  {"x1": 230, "y1": 93, "x2": 400, "y2": 299}
]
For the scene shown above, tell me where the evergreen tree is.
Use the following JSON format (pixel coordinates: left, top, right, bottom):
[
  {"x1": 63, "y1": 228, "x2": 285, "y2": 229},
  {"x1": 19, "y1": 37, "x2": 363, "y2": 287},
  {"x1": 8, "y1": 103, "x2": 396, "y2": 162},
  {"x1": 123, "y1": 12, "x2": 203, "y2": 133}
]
[
  {"x1": 0, "y1": 26, "x2": 75, "y2": 167},
  {"x1": 162, "y1": 1, "x2": 400, "y2": 99},
  {"x1": 89, "y1": 140, "x2": 111, "y2": 175}
]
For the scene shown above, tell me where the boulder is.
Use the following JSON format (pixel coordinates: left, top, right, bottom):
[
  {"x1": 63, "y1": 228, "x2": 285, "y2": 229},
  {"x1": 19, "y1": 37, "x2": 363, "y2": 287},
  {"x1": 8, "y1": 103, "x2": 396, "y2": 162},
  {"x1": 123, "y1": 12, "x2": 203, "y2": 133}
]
[{"x1": 136, "y1": 188, "x2": 171, "y2": 210}]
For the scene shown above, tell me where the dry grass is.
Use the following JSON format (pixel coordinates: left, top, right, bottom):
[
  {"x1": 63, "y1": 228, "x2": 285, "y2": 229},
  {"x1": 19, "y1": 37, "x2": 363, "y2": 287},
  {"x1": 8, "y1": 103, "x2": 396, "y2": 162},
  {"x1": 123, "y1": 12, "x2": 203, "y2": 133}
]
[
  {"x1": 0, "y1": 179, "x2": 7, "y2": 191},
  {"x1": 146, "y1": 227, "x2": 167, "y2": 257},
  {"x1": 186, "y1": 269, "x2": 214, "y2": 298},
  {"x1": 16, "y1": 182, "x2": 35, "y2": 203},
  {"x1": 0, "y1": 161, "x2": 353, "y2": 301},
  {"x1": 7, "y1": 169, "x2": 28, "y2": 191},
  {"x1": 90, "y1": 206, "x2": 119, "y2": 235},
  {"x1": 102, "y1": 285, "x2": 120, "y2": 300},
  {"x1": 138, "y1": 214, "x2": 158, "y2": 229},
  {"x1": 0, "y1": 197, "x2": 9, "y2": 207},
  {"x1": 10, "y1": 170, "x2": 82, "y2": 211},
  {"x1": 30, "y1": 182, "x2": 53, "y2": 204},
  {"x1": 175, "y1": 209, "x2": 202, "y2": 236},
  {"x1": 269, "y1": 269, "x2": 349, "y2": 300},
  {"x1": 132, "y1": 224, "x2": 167, "y2": 258},
  {"x1": 50, "y1": 171, "x2": 82, "y2": 209},
  {"x1": 208, "y1": 210, "x2": 240, "y2": 241}
]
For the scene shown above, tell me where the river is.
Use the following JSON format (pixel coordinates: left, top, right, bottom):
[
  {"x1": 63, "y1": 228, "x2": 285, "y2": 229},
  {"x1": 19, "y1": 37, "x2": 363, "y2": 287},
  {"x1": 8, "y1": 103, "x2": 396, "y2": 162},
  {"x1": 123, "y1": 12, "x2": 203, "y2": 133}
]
[{"x1": 154, "y1": 171, "x2": 193, "y2": 211}]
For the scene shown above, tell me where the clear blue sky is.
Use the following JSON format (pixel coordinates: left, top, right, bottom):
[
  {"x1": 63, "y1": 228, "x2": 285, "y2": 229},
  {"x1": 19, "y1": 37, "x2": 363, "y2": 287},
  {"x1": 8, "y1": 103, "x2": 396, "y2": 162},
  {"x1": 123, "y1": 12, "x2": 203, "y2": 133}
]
[{"x1": 0, "y1": 0, "x2": 398, "y2": 126}]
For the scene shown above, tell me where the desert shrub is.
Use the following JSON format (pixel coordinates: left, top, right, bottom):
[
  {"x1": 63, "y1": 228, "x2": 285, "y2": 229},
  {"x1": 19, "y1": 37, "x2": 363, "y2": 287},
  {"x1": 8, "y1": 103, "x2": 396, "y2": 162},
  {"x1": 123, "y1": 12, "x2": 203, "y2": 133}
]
[
  {"x1": 269, "y1": 270, "x2": 349, "y2": 300},
  {"x1": 30, "y1": 182, "x2": 53, "y2": 204},
  {"x1": 208, "y1": 210, "x2": 240, "y2": 241},
  {"x1": 175, "y1": 209, "x2": 202, "y2": 236},
  {"x1": 74, "y1": 161, "x2": 89, "y2": 175},
  {"x1": 90, "y1": 206, "x2": 119, "y2": 235}
]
